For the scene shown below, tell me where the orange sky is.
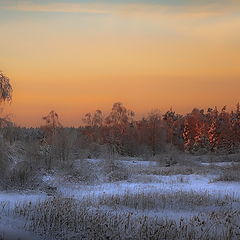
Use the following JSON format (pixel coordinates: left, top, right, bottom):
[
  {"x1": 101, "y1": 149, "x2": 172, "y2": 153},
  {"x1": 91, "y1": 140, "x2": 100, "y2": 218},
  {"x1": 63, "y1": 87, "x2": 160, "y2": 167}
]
[{"x1": 0, "y1": 1, "x2": 240, "y2": 126}]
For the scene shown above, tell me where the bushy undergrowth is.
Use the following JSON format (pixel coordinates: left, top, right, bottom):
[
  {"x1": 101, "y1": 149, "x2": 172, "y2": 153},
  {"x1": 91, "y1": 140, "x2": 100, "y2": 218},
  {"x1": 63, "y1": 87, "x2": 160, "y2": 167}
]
[
  {"x1": 62, "y1": 159, "x2": 101, "y2": 183},
  {"x1": 103, "y1": 159, "x2": 130, "y2": 182},
  {"x1": 1, "y1": 156, "x2": 40, "y2": 190},
  {"x1": 62, "y1": 158, "x2": 130, "y2": 184}
]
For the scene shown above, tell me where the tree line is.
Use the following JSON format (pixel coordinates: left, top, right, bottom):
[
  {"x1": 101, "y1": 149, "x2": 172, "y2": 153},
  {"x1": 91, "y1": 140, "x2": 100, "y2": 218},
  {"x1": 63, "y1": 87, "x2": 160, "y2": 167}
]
[
  {"x1": 1, "y1": 71, "x2": 240, "y2": 160},
  {"x1": 80, "y1": 103, "x2": 240, "y2": 156}
]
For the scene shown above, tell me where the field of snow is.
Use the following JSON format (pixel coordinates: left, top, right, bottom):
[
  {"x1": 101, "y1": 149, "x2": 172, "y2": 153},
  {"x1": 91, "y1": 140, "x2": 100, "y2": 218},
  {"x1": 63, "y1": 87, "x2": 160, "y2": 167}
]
[
  {"x1": 59, "y1": 174, "x2": 240, "y2": 201},
  {"x1": 0, "y1": 157, "x2": 239, "y2": 240},
  {"x1": 201, "y1": 162, "x2": 236, "y2": 167}
]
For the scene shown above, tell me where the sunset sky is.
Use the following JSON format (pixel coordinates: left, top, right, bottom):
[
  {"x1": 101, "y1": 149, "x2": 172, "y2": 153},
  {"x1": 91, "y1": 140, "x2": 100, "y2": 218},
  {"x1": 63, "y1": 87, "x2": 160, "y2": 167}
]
[{"x1": 0, "y1": 0, "x2": 240, "y2": 126}]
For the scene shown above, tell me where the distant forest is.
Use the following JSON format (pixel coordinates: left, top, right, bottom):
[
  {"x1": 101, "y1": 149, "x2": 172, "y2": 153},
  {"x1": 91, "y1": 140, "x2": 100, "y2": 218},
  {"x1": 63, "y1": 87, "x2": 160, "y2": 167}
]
[
  {"x1": 2, "y1": 102, "x2": 240, "y2": 157},
  {"x1": 1, "y1": 71, "x2": 240, "y2": 165}
]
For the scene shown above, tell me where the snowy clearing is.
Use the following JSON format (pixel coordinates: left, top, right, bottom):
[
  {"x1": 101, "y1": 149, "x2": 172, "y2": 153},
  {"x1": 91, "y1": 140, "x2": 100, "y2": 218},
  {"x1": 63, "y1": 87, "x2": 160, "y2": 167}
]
[{"x1": 0, "y1": 158, "x2": 240, "y2": 240}]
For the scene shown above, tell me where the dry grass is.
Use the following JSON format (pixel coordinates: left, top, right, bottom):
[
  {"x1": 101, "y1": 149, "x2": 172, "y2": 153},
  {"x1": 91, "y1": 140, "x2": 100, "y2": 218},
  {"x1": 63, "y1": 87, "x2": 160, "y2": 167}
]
[
  {"x1": 13, "y1": 196, "x2": 240, "y2": 240},
  {"x1": 214, "y1": 164, "x2": 240, "y2": 182},
  {"x1": 96, "y1": 191, "x2": 237, "y2": 211},
  {"x1": 135, "y1": 164, "x2": 210, "y2": 176},
  {"x1": 0, "y1": 201, "x2": 10, "y2": 216},
  {"x1": 202, "y1": 153, "x2": 240, "y2": 163}
]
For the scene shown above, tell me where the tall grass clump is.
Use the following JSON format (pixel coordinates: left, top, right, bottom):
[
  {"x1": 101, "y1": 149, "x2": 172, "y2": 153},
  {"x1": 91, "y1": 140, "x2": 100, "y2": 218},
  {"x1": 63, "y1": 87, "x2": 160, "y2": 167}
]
[{"x1": 214, "y1": 164, "x2": 240, "y2": 182}]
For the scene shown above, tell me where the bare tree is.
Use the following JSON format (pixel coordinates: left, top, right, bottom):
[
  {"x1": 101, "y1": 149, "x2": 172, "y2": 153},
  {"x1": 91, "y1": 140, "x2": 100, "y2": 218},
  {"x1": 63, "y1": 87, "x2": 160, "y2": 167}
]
[
  {"x1": 105, "y1": 102, "x2": 134, "y2": 131},
  {"x1": 0, "y1": 71, "x2": 12, "y2": 175},
  {"x1": 83, "y1": 110, "x2": 103, "y2": 128},
  {"x1": 42, "y1": 110, "x2": 62, "y2": 141},
  {"x1": 105, "y1": 102, "x2": 135, "y2": 155},
  {"x1": 0, "y1": 71, "x2": 12, "y2": 103},
  {"x1": 0, "y1": 71, "x2": 12, "y2": 125},
  {"x1": 146, "y1": 110, "x2": 166, "y2": 156}
]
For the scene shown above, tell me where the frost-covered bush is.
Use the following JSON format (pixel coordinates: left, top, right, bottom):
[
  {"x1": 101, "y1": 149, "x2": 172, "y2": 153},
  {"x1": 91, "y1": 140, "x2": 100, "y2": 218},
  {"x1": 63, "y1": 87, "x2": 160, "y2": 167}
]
[
  {"x1": 63, "y1": 159, "x2": 101, "y2": 183},
  {"x1": 103, "y1": 159, "x2": 129, "y2": 182},
  {"x1": 0, "y1": 134, "x2": 9, "y2": 175},
  {"x1": 3, "y1": 160, "x2": 38, "y2": 189}
]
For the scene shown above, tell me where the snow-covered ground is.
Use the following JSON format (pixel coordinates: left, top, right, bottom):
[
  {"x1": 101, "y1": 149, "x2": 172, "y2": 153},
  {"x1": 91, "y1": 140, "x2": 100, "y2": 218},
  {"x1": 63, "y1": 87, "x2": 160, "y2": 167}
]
[
  {"x1": 0, "y1": 192, "x2": 47, "y2": 240},
  {"x1": 59, "y1": 174, "x2": 240, "y2": 200},
  {"x1": 77, "y1": 158, "x2": 159, "y2": 167},
  {"x1": 117, "y1": 159, "x2": 159, "y2": 167},
  {"x1": 0, "y1": 216, "x2": 43, "y2": 240},
  {"x1": 0, "y1": 158, "x2": 239, "y2": 239},
  {"x1": 0, "y1": 192, "x2": 47, "y2": 209},
  {"x1": 201, "y1": 161, "x2": 239, "y2": 167}
]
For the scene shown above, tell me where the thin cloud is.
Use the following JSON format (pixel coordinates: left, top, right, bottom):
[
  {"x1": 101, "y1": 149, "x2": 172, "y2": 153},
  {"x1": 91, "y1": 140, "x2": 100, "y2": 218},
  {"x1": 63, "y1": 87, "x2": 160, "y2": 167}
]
[
  {"x1": 1, "y1": 1, "x2": 240, "y2": 18},
  {"x1": 114, "y1": 1, "x2": 240, "y2": 18},
  {"x1": 1, "y1": 2, "x2": 107, "y2": 14}
]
